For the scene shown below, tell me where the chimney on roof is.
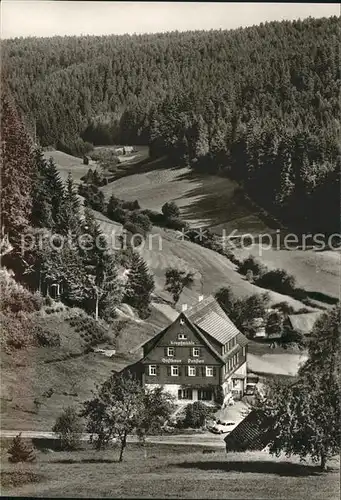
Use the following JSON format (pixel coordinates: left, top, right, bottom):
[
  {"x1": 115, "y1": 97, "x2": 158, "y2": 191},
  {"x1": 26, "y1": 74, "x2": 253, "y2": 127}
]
[
  {"x1": 181, "y1": 304, "x2": 188, "y2": 312},
  {"x1": 198, "y1": 295, "x2": 204, "y2": 302}
]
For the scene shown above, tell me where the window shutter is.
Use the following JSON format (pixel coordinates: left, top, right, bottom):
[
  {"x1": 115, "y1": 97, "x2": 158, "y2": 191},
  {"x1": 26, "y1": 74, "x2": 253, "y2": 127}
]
[
  {"x1": 164, "y1": 347, "x2": 168, "y2": 356},
  {"x1": 201, "y1": 366, "x2": 205, "y2": 377},
  {"x1": 213, "y1": 367, "x2": 217, "y2": 377},
  {"x1": 156, "y1": 365, "x2": 160, "y2": 376},
  {"x1": 199, "y1": 348, "x2": 202, "y2": 357},
  {"x1": 178, "y1": 389, "x2": 182, "y2": 400},
  {"x1": 178, "y1": 366, "x2": 182, "y2": 376},
  {"x1": 167, "y1": 366, "x2": 171, "y2": 376}
]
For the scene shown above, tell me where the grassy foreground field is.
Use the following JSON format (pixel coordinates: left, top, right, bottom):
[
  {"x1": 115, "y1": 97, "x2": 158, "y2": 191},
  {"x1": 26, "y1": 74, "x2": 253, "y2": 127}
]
[{"x1": 1, "y1": 443, "x2": 339, "y2": 499}]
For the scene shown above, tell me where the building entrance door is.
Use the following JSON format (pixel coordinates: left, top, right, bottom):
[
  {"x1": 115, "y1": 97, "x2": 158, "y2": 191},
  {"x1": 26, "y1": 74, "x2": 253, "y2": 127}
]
[
  {"x1": 178, "y1": 389, "x2": 193, "y2": 400},
  {"x1": 198, "y1": 389, "x2": 212, "y2": 401}
]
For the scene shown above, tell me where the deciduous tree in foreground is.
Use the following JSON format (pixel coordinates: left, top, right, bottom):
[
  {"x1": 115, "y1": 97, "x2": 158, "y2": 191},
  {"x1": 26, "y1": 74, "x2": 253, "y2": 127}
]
[
  {"x1": 52, "y1": 406, "x2": 84, "y2": 451},
  {"x1": 165, "y1": 268, "x2": 195, "y2": 305},
  {"x1": 256, "y1": 306, "x2": 341, "y2": 470},
  {"x1": 82, "y1": 373, "x2": 174, "y2": 462}
]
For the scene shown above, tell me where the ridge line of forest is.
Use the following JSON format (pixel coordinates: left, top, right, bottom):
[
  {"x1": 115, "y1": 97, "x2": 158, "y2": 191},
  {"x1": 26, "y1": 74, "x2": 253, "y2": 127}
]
[{"x1": 3, "y1": 16, "x2": 340, "y2": 234}]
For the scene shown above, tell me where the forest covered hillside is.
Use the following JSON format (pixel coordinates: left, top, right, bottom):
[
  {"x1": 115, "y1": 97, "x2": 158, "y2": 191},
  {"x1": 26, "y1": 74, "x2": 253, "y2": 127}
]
[{"x1": 3, "y1": 16, "x2": 341, "y2": 232}]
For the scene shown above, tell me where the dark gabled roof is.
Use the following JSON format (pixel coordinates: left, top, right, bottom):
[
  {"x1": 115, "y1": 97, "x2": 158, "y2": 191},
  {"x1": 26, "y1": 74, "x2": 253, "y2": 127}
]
[
  {"x1": 287, "y1": 312, "x2": 322, "y2": 335},
  {"x1": 141, "y1": 313, "x2": 225, "y2": 365},
  {"x1": 224, "y1": 409, "x2": 274, "y2": 452},
  {"x1": 140, "y1": 295, "x2": 247, "y2": 361},
  {"x1": 186, "y1": 295, "x2": 245, "y2": 346}
]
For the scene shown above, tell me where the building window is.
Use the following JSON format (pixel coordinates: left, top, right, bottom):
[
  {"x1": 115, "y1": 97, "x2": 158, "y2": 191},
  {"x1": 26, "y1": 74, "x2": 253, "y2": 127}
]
[
  {"x1": 242, "y1": 346, "x2": 246, "y2": 356},
  {"x1": 167, "y1": 347, "x2": 174, "y2": 357},
  {"x1": 188, "y1": 366, "x2": 196, "y2": 376},
  {"x1": 192, "y1": 347, "x2": 200, "y2": 357},
  {"x1": 149, "y1": 365, "x2": 156, "y2": 376},
  {"x1": 206, "y1": 366, "x2": 214, "y2": 377},
  {"x1": 178, "y1": 389, "x2": 193, "y2": 400},
  {"x1": 171, "y1": 365, "x2": 179, "y2": 376},
  {"x1": 178, "y1": 333, "x2": 187, "y2": 340}
]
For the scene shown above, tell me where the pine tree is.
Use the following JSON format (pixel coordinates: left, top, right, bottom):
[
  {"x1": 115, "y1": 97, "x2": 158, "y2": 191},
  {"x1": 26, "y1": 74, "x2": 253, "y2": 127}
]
[
  {"x1": 8, "y1": 433, "x2": 36, "y2": 463},
  {"x1": 124, "y1": 251, "x2": 154, "y2": 318},
  {"x1": 93, "y1": 251, "x2": 123, "y2": 321},
  {"x1": 81, "y1": 208, "x2": 123, "y2": 320},
  {"x1": 1, "y1": 89, "x2": 35, "y2": 247},
  {"x1": 189, "y1": 115, "x2": 209, "y2": 162},
  {"x1": 31, "y1": 149, "x2": 54, "y2": 228},
  {"x1": 275, "y1": 139, "x2": 294, "y2": 206},
  {"x1": 107, "y1": 193, "x2": 120, "y2": 219},
  {"x1": 41, "y1": 243, "x2": 88, "y2": 306},
  {"x1": 57, "y1": 172, "x2": 81, "y2": 236},
  {"x1": 45, "y1": 157, "x2": 65, "y2": 227}
]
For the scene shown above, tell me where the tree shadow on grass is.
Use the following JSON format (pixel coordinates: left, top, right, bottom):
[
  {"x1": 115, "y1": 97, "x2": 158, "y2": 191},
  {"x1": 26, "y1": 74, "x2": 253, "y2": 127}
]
[
  {"x1": 175, "y1": 460, "x2": 323, "y2": 477},
  {"x1": 54, "y1": 458, "x2": 117, "y2": 464}
]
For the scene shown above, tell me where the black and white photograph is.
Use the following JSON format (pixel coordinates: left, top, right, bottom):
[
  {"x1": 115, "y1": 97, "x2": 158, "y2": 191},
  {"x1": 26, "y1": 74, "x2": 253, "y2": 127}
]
[{"x1": 0, "y1": 1, "x2": 340, "y2": 498}]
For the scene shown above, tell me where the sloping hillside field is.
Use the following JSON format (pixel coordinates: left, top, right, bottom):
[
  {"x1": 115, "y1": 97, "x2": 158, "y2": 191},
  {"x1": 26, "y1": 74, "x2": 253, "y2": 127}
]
[
  {"x1": 50, "y1": 150, "x2": 340, "y2": 308},
  {"x1": 102, "y1": 164, "x2": 272, "y2": 232},
  {"x1": 43, "y1": 150, "x2": 91, "y2": 184}
]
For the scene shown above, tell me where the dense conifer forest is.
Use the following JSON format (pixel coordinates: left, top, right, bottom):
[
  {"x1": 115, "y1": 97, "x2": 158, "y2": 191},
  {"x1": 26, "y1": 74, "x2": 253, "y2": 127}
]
[
  {"x1": 3, "y1": 16, "x2": 341, "y2": 233},
  {"x1": 0, "y1": 88, "x2": 154, "y2": 323}
]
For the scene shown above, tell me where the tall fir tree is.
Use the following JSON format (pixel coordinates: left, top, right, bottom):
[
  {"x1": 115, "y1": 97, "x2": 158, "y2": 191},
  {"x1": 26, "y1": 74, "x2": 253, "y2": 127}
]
[
  {"x1": 45, "y1": 157, "x2": 65, "y2": 227},
  {"x1": 124, "y1": 251, "x2": 154, "y2": 318},
  {"x1": 57, "y1": 172, "x2": 81, "y2": 236},
  {"x1": 80, "y1": 208, "x2": 122, "y2": 320},
  {"x1": 31, "y1": 149, "x2": 54, "y2": 228},
  {"x1": 1, "y1": 89, "x2": 35, "y2": 250}
]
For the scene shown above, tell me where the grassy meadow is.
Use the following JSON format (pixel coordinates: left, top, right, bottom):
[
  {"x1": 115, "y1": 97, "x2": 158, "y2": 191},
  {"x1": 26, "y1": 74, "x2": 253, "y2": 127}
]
[
  {"x1": 1, "y1": 443, "x2": 339, "y2": 499},
  {"x1": 0, "y1": 301, "x2": 177, "y2": 431},
  {"x1": 48, "y1": 149, "x2": 340, "y2": 310}
]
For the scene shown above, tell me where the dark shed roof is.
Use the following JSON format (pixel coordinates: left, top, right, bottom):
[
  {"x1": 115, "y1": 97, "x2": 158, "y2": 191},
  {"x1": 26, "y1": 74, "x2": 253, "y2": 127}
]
[
  {"x1": 224, "y1": 409, "x2": 275, "y2": 452},
  {"x1": 287, "y1": 312, "x2": 322, "y2": 336}
]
